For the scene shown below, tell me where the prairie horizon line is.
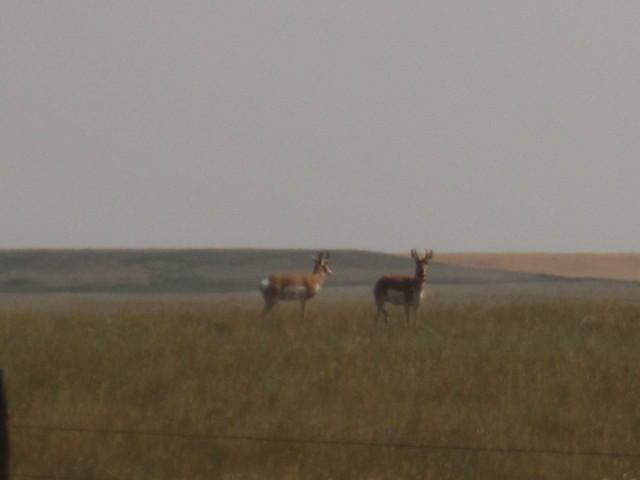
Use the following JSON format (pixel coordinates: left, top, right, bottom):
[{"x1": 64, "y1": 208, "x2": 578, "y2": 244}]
[{"x1": 0, "y1": 247, "x2": 637, "y2": 255}]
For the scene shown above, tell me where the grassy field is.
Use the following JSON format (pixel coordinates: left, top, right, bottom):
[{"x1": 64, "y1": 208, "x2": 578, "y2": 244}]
[{"x1": 2, "y1": 296, "x2": 640, "y2": 479}]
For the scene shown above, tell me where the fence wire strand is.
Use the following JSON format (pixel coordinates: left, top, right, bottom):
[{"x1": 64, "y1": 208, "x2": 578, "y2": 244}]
[
  {"x1": 10, "y1": 423, "x2": 640, "y2": 459},
  {"x1": 14, "y1": 474, "x2": 94, "y2": 480}
]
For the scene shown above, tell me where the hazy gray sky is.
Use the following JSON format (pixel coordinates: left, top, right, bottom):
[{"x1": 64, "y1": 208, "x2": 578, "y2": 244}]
[{"x1": 2, "y1": 1, "x2": 639, "y2": 252}]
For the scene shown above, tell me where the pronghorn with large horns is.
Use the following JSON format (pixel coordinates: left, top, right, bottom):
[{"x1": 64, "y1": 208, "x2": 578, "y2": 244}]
[
  {"x1": 373, "y1": 249, "x2": 434, "y2": 326},
  {"x1": 259, "y1": 251, "x2": 333, "y2": 317}
]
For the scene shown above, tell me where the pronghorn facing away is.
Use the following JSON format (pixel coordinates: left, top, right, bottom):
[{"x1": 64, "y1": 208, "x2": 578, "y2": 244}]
[
  {"x1": 374, "y1": 249, "x2": 433, "y2": 326},
  {"x1": 259, "y1": 251, "x2": 333, "y2": 317}
]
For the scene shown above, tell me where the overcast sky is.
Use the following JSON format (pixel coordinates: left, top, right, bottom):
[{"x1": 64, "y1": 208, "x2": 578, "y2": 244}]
[{"x1": 2, "y1": 2, "x2": 638, "y2": 252}]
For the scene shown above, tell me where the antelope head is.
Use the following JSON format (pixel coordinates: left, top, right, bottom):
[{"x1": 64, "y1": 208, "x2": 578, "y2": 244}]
[
  {"x1": 312, "y1": 251, "x2": 333, "y2": 276},
  {"x1": 411, "y1": 248, "x2": 433, "y2": 282}
]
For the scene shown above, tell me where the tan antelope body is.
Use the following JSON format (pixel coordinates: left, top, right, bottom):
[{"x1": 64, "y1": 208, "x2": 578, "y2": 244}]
[
  {"x1": 374, "y1": 249, "x2": 433, "y2": 325},
  {"x1": 259, "y1": 251, "x2": 332, "y2": 317}
]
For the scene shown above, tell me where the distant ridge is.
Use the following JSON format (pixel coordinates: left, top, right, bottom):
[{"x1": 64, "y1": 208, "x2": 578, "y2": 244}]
[
  {"x1": 0, "y1": 249, "x2": 570, "y2": 294},
  {"x1": 437, "y1": 253, "x2": 640, "y2": 283}
]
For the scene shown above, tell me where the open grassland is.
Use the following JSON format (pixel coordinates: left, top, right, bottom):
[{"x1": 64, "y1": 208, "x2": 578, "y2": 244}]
[
  {"x1": 437, "y1": 253, "x2": 640, "y2": 282},
  {"x1": 2, "y1": 298, "x2": 640, "y2": 479}
]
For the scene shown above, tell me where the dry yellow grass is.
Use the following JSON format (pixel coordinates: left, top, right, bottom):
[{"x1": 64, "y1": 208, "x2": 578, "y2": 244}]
[
  {"x1": 435, "y1": 253, "x2": 640, "y2": 282},
  {"x1": 2, "y1": 298, "x2": 640, "y2": 479}
]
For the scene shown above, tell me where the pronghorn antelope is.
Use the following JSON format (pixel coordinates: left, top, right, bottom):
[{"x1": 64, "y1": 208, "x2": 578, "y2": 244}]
[
  {"x1": 259, "y1": 251, "x2": 333, "y2": 317},
  {"x1": 374, "y1": 249, "x2": 433, "y2": 325}
]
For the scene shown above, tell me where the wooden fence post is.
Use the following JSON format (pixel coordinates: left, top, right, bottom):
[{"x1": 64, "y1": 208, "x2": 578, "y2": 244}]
[{"x1": 0, "y1": 370, "x2": 8, "y2": 480}]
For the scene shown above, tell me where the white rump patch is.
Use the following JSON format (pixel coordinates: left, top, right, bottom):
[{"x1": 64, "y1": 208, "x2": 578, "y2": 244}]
[
  {"x1": 386, "y1": 290, "x2": 407, "y2": 305},
  {"x1": 281, "y1": 285, "x2": 308, "y2": 300},
  {"x1": 259, "y1": 278, "x2": 270, "y2": 291}
]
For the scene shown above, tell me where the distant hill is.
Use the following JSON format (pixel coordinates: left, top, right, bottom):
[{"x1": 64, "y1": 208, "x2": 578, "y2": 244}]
[
  {"x1": 437, "y1": 253, "x2": 640, "y2": 282},
  {"x1": 0, "y1": 249, "x2": 568, "y2": 294}
]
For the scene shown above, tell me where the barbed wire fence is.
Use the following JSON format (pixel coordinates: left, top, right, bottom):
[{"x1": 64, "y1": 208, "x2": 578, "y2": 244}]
[
  {"x1": 9, "y1": 423, "x2": 640, "y2": 459},
  {"x1": 3, "y1": 375, "x2": 640, "y2": 479},
  {"x1": 0, "y1": 370, "x2": 8, "y2": 480},
  {"x1": 9, "y1": 422, "x2": 640, "y2": 480}
]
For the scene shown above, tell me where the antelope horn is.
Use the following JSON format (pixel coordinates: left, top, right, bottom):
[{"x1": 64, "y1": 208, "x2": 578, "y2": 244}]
[
  {"x1": 424, "y1": 249, "x2": 433, "y2": 260},
  {"x1": 410, "y1": 249, "x2": 417, "y2": 259}
]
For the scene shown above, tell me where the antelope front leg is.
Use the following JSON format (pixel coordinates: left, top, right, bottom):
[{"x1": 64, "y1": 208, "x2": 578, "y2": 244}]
[
  {"x1": 261, "y1": 298, "x2": 276, "y2": 318},
  {"x1": 404, "y1": 305, "x2": 412, "y2": 327},
  {"x1": 375, "y1": 301, "x2": 389, "y2": 324}
]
